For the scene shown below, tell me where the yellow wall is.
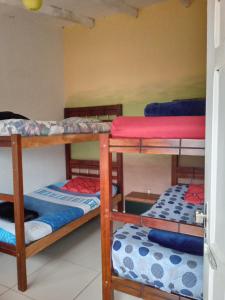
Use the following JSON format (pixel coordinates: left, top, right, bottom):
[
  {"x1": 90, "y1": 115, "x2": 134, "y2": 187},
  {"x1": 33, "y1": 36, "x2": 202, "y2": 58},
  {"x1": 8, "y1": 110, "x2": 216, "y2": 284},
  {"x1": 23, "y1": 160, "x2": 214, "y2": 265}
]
[
  {"x1": 64, "y1": 0, "x2": 206, "y2": 114},
  {"x1": 63, "y1": 0, "x2": 206, "y2": 194}
]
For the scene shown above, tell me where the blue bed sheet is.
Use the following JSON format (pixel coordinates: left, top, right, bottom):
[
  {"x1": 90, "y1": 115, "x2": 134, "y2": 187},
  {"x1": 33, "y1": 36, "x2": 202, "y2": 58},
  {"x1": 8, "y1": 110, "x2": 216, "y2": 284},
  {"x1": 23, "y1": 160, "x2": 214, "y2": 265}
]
[{"x1": 0, "y1": 184, "x2": 100, "y2": 245}]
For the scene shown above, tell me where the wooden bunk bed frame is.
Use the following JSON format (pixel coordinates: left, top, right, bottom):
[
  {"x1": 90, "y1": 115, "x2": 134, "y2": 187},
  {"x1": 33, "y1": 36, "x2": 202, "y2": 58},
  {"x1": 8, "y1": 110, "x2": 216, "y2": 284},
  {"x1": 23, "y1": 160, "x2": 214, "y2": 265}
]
[
  {"x1": 100, "y1": 133, "x2": 205, "y2": 300},
  {"x1": 0, "y1": 104, "x2": 123, "y2": 292}
]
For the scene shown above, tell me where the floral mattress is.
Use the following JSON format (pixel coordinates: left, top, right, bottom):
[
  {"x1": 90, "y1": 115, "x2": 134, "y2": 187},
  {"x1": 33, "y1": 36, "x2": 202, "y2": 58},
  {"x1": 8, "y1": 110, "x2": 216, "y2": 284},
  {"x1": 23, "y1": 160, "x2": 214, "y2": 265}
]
[{"x1": 0, "y1": 117, "x2": 111, "y2": 136}]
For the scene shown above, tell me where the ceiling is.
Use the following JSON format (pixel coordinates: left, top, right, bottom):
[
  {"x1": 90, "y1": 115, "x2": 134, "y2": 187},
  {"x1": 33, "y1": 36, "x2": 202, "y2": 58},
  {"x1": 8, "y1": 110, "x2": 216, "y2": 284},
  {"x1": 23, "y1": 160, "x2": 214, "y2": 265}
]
[
  {"x1": 0, "y1": 0, "x2": 191, "y2": 28},
  {"x1": 42, "y1": 0, "x2": 164, "y2": 18}
]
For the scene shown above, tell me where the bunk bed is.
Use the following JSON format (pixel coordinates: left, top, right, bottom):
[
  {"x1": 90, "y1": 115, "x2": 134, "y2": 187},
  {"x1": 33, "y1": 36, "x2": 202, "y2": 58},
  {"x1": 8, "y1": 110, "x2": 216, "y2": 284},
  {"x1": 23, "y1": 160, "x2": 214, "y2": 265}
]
[
  {"x1": 0, "y1": 104, "x2": 123, "y2": 292},
  {"x1": 100, "y1": 115, "x2": 205, "y2": 300}
]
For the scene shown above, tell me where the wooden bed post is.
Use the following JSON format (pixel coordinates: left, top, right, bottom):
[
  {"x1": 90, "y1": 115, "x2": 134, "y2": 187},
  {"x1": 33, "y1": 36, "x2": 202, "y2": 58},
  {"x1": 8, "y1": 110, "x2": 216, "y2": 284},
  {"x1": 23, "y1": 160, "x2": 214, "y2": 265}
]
[
  {"x1": 171, "y1": 155, "x2": 179, "y2": 185},
  {"x1": 65, "y1": 144, "x2": 72, "y2": 180},
  {"x1": 116, "y1": 153, "x2": 124, "y2": 212},
  {"x1": 11, "y1": 134, "x2": 27, "y2": 292},
  {"x1": 100, "y1": 134, "x2": 114, "y2": 300}
]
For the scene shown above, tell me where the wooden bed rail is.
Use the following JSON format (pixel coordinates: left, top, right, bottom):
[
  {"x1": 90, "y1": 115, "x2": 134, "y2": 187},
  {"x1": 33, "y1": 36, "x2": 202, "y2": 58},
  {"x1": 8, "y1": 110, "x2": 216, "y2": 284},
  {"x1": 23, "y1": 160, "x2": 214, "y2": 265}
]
[
  {"x1": 109, "y1": 138, "x2": 205, "y2": 156},
  {"x1": 0, "y1": 193, "x2": 14, "y2": 202},
  {"x1": 111, "y1": 212, "x2": 204, "y2": 237},
  {"x1": 112, "y1": 276, "x2": 190, "y2": 300}
]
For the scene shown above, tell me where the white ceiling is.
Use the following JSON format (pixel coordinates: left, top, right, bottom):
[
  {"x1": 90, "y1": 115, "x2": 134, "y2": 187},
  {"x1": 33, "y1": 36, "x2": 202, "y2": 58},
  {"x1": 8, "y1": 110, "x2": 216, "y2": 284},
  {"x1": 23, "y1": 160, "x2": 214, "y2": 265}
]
[
  {"x1": 0, "y1": 0, "x2": 191, "y2": 28},
  {"x1": 42, "y1": 0, "x2": 164, "y2": 18}
]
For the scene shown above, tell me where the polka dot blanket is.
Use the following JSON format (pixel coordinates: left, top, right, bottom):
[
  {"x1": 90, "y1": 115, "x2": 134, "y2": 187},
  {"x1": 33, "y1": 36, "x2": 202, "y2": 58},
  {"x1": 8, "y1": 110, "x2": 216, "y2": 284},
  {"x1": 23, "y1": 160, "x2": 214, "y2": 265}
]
[
  {"x1": 142, "y1": 184, "x2": 204, "y2": 224},
  {"x1": 112, "y1": 224, "x2": 203, "y2": 299},
  {"x1": 112, "y1": 185, "x2": 204, "y2": 299}
]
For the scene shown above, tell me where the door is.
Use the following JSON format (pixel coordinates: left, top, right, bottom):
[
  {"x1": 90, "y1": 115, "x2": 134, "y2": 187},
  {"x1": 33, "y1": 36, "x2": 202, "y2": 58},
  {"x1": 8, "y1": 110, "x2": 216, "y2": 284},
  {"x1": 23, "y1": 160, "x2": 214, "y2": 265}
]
[{"x1": 205, "y1": 0, "x2": 225, "y2": 299}]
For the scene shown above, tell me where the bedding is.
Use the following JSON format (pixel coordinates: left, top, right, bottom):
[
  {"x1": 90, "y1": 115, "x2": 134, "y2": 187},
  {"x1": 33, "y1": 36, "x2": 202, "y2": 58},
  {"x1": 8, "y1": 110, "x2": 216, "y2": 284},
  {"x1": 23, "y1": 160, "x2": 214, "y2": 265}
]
[
  {"x1": 112, "y1": 184, "x2": 204, "y2": 299},
  {"x1": 142, "y1": 184, "x2": 204, "y2": 224},
  {"x1": 0, "y1": 111, "x2": 29, "y2": 120},
  {"x1": 184, "y1": 184, "x2": 204, "y2": 205},
  {"x1": 112, "y1": 224, "x2": 203, "y2": 300},
  {"x1": 62, "y1": 177, "x2": 101, "y2": 194},
  {"x1": 144, "y1": 99, "x2": 206, "y2": 117},
  {"x1": 0, "y1": 183, "x2": 101, "y2": 245},
  {"x1": 148, "y1": 230, "x2": 203, "y2": 256},
  {"x1": 0, "y1": 117, "x2": 111, "y2": 136},
  {"x1": 111, "y1": 116, "x2": 205, "y2": 139}
]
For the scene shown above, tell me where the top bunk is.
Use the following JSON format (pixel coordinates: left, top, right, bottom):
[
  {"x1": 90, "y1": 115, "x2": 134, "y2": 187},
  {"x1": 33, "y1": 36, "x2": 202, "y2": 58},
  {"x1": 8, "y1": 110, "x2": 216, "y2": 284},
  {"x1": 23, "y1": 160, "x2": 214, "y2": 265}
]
[
  {"x1": 0, "y1": 104, "x2": 122, "y2": 149},
  {"x1": 108, "y1": 115, "x2": 205, "y2": 156},
  {"x1": 109, "y1": 99, "x2": 205, "y2": 156}
]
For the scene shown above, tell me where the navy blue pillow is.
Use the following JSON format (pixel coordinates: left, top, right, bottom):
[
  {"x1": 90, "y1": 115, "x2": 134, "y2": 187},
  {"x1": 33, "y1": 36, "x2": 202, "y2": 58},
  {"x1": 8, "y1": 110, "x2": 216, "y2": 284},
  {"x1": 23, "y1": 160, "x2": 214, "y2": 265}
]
[
  {"x1": 148, "y1": 229, "x2": 203, "y2": 256},
  {"x1": 144, "y1": 99, "x2": 206, "y2": 117}
]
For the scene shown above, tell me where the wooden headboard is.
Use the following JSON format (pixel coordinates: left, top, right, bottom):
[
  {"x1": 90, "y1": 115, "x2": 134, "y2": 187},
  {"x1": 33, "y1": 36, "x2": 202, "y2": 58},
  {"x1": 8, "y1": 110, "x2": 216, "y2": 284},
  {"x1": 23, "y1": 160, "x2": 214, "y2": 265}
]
[
  {"x1": 171, "y1": 155, "x2": 204, "y2": 185},
  {"x1": 64, "y1": 104, "x2": 123, "y2": 193}
]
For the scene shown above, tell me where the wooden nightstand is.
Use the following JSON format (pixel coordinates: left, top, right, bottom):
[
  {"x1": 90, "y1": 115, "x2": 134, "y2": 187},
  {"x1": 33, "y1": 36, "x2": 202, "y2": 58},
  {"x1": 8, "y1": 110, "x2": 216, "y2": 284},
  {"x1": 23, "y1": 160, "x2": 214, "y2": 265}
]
[
  {"x1": 125, "y1": 191, "x2": 160, "y2": 215},
  {"x1": 125, "y1": 191, "x2": 159, "y2": 204}
]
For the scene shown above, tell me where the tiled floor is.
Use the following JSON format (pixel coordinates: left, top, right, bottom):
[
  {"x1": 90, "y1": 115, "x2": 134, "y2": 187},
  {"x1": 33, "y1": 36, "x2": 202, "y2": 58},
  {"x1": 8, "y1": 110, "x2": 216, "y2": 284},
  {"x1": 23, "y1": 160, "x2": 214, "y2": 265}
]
[{"x1": 0, "y1": 218, "x2": 138, "y2": 300}]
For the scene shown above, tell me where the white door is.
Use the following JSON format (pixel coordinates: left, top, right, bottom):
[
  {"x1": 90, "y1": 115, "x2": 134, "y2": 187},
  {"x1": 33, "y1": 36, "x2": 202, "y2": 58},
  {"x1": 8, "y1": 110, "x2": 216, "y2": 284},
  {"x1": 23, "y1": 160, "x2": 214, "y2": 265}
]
[{"x1": 205, "y1": 0, "x2": 225, "y2": 299}]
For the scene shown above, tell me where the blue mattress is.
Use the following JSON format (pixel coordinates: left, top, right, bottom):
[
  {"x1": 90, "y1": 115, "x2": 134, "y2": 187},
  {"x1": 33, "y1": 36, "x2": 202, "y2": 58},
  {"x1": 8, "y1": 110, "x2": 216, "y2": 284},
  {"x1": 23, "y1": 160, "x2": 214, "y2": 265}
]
[
  {"x1": 112, "y1": 224, "x2": 203, "y2": 300},
  {"x1": 0, "y1": 184, "x2": 101, "y2": 245}
]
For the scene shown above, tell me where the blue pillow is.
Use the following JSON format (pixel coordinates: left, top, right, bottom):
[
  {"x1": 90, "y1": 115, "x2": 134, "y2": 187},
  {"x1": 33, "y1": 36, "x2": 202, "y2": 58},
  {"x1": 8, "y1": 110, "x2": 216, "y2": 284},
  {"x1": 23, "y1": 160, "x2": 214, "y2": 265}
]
[
  {"x1": 148, "y1": 229, "x2": 204, "y2": 256},
  {"x1": 144, "y1": 99, "x2": 206, "y2": 117}
]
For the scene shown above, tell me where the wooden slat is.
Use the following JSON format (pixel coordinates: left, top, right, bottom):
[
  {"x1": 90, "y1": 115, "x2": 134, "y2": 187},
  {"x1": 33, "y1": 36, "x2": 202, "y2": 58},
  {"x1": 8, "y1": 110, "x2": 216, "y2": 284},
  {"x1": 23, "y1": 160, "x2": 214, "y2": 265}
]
[
  {"x1": 111, "y1": 212, "x2": 203, "y2": 237},
  {"x1": 111, "y1": 212, "x2": 142, "y2": 226},
  {"x1": 143, "y1": 286, "x2": 180, "y2": 300},
  {"x1": 181, "y1": 139, "x2": 205, "y2": 148},
  {"x1": 112, "y1": 276, "x2": 142, "y2": 298},
  {"x1": 142, "y1": 148, "x2": 180, "y2": 155},
  {"x1": 180, "y1": 148, "x2": 205, "y2": 156},
  {"x1": 64, "y1": 104, "x2": 122, "y2": 119},
  {"x1": 21, "y1": 133, "x2": 100, "y2": 149},
  {"x1": 125, "y1": 192, "x2": 159, "y2": 204},
  {"x1": 142, "y1": 139, "x2": 180, "y2": 147},
  {"x1": 142, "y1": 216, "x2": 179, "y2": 232},
  {"x1": 179, "y1": 223, "x2": 204, "y2": 237},
  {"x1": 0, "y1": 137, "x2": 12, "y2": 147},
  {"x1": 0, "y1": 193, "x2": 14, "y2": 203},
  {"x1": 0, "y1": 242, "x2": 16, "y2": 256},
  {"x1": 112, "y1": 276, "x2": 190, "y2": 300},
  {"x1": 109, "y1": 146, "x2": 140, "y2": 153},
  {"x1": 109, "y1": 138, "x2": 140, "y2": 147}
]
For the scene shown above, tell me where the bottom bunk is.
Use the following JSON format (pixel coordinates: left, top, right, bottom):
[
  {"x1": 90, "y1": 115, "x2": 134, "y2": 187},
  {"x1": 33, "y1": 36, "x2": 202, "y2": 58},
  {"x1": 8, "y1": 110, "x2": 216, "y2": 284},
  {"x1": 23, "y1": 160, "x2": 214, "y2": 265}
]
[
  {"x1": 112, "y1": 224, "x2": 203, "y2": 300},
  {"x1": 111, "y1": 183, "x2": 204, "y2": 300},
  {"x1": 0, "y1": 180, "x2": 118, "y2": 245}
]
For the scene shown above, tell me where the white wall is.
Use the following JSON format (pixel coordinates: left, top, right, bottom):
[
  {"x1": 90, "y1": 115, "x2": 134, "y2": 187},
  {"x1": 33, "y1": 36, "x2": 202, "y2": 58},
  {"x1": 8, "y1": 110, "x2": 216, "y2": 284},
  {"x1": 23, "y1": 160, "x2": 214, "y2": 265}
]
[{"x1": 0, "y1": 16, "x2": 65, "y2": 193}]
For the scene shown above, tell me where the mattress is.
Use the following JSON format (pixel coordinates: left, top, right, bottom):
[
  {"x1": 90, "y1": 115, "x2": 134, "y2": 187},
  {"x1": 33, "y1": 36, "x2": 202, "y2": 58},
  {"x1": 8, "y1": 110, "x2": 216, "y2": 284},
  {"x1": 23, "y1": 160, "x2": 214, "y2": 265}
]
[
  {"x1": 0, "y1": 183, "x2": 101, "y2": 245},
  {"x1": 142, "y1": 184, "x2": 204, "y2": 224},
  {"x1": 0, "y1": 117, "x2": 111, "y2": 137},
  {"x1": 111, "y1": 116, "x2": 205, "y2": 139},
  {"x1": 112, "y1": 224, "x2": 203, "y2": 300}
]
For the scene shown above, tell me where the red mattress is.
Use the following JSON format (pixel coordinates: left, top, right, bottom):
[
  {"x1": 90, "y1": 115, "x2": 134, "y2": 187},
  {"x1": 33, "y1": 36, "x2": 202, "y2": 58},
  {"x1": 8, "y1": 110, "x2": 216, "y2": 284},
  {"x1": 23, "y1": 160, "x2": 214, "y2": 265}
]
[{"x1": 111, "y1": 116, "x2": 205, "y2": 139}]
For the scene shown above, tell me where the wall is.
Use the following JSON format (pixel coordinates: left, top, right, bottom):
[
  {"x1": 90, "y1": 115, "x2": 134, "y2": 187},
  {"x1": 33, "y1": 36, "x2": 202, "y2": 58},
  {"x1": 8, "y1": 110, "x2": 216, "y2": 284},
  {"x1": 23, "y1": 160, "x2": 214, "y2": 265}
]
[
  {"x1": 0, "y1": 16, "x2": 65, "y2": 193},
  {"x1": 64, "y1": 0, "x2": 206, "y2": 194}
]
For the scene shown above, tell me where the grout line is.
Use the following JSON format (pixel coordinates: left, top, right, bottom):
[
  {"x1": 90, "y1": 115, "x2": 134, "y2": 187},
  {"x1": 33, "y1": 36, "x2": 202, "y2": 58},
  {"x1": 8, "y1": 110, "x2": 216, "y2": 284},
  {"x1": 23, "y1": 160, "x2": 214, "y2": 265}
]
[
  {"x1": 73, "y1": 272, "x2": 101, "y2": 300},
  {"x1": 0, "y1": 287, "x2": 10, "y2": 297},
  {"x1": 61, "y1": 257, "x2": 101, "y2": 273}
]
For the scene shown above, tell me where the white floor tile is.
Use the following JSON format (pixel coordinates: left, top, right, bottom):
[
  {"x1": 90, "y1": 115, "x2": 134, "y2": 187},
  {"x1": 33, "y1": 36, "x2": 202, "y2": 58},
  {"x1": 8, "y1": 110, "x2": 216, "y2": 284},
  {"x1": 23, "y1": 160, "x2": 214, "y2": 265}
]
[
  {"x1": 0, "y1": 284, "x2": 8, "y2": 296},
  {"x1": 42, "y1": 218, "x2": 102, "y2": 272},
  {"x1": 0, "y1": 290, "x2": 33, "y2": 300},
  {"x1": 75, "y1": 274, "x2": 139, "y2": 300},
  {"x1": 0, "y1": 252, "x2": 52, "y2": 288},
  {"x1": 18, "y1": 259, "x2": 98, "y2": 300}
]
